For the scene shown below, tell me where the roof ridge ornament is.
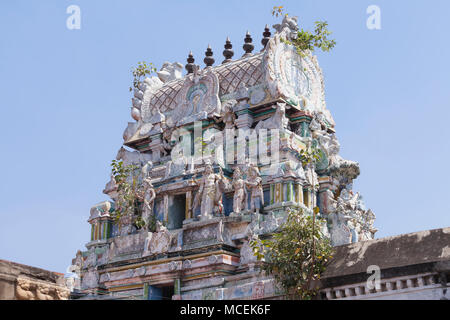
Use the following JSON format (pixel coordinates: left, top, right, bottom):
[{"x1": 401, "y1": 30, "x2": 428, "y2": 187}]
[
  {"x1": 242, "y1": 31, "x2": 254, "y2": 57},
  {"x1": 222, "y1": 37, "x2": 234, "y2": 64},
  {"x1": 185, "y1": 51, "x2": 195, "y2": 74},
  {"x1": 273, "y1": 15, "x2": 299, "y2": 41},
  {"x1": 261, "y1": 24, "x2": 271, "y2": 49},
  {"x1": 204, "y1": 44, "x2": 215, "y2": 67}
]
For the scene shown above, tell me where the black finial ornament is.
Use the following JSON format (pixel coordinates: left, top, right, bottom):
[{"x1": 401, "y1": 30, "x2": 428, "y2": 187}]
[
  {"x1": 186, "y1": 51, "x2": 195, "y2": 74},
  {"x1": 261, "y1": 24, "x2": 271, "y2": 49},
  {"x1": 204, "y1": 44, "x2": 215, "y2": 67},
  {"x1": 242, "y1": 31, "x2": 254, "y2": 57},
  {"x1": 222, "y1": 37, "x2": 234, "y2": 64}
]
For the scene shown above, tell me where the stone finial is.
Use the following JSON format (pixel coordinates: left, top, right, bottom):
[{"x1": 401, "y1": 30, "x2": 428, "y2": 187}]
[
  {"x1": 222, "y1": 37, "x2": 234, "y2": 64},
  {"x1": 204, "y1": 44, "x2": 215, "y2": 67},
  {"x1": 261, "y1": 24, "x2": 271, "y2": 49},
  {"x1": 185, "y1": 51, "x2": 195, "y2": 74},
  {"x1": 242, "y1": 31, "x2": 254, "y2": 57}
]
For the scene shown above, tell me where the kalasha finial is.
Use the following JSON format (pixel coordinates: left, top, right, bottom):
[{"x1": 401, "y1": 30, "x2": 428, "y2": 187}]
[
  {"x1": 204, "y1": 44, "x2": 215, "y2": 67},
  {"x1": 261, "y1": 24, "x2": 271, "y2": 49},
  {"x1": 242, "y1": 31, "x2": 254, "y2": 57},
  {"x1": 186, "y1": 51, "x2": 195, "y2": 74},
  {"x1": 222, "y1": 37, "x2": 234, "y2": 64}
]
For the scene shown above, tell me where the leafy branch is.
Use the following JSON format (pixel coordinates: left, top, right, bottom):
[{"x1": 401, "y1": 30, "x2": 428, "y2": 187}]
[
  {"x1": 250, "y1": 208, "x2": 333, "y2": 299},
  {"x1": 130, "y1": 61, "x2": 156, "y2": 92},
  {"x1": 110, "y1": 159, "x2": 142, "y2": 228},
  {"x1": 272, "y1": 6, "x2": 336, "y2": 56}
]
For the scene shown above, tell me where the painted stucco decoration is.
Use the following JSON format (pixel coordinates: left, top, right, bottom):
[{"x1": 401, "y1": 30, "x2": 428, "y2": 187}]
[{"x1": 71, "y1": 17, "x2": 378, "y2": 300}]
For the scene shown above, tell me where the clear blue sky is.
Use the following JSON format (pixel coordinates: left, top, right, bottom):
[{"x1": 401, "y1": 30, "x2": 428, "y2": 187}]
[{"x1": 1, "y1": 0, "x2": 449, "y2": 273}]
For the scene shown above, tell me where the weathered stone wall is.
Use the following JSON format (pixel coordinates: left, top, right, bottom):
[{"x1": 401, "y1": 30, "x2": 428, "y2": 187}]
[{"x1": 0, "y1": 260, "x2": 70, "y2": 300}]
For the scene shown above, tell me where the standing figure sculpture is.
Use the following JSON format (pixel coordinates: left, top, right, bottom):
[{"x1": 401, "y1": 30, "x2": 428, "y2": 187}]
[
  {"x1": 193, "y1": 165, "x2": 224, "y2": 220},
  {"x1": 245, "y1": 165, "x2": 264, "y2": 214},
  {"x1": 232, "y1": 167, "x2": 247, "y2": 214},
  {"x1": 142, "y1": 176, "x2": 156, "y2": 230}
]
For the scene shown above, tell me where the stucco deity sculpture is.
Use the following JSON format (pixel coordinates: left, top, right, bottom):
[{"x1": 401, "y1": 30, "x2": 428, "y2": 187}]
[
  {"x1": 273, "y1": 15, "x2": 299, "y2": 40},
  {"x1": 220, "y1": 99, "x2": 237, "y2": 129},
  {"x1": 193, "y1": 165, "x2": 225, "y2": 219},
  {"x1": 157, "y1": 61, "x2": 183, "y2": 83},
  {"x1": 245, "y1": 165, "x2": 264, "y2": 214},
  {"x1": 328, "y1": 197, "x2": 353, "y2": 246},
  {"x1": 232, "y1": 167, "x2": 247, "y2": 214},
  {"x1": 254, "y1": 102, "x2": 290, "y2": 131},
  {"x1": 305, "y1": 162, "x2": 319, "y2": 189},
  {"x1": 142, "y1": 176, "x2": 156, "y2": 230}
]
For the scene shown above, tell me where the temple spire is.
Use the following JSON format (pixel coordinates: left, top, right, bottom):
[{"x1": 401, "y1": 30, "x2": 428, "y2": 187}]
[{"x1": 222, "y1": 37, "x2": 234, "y2": 64}]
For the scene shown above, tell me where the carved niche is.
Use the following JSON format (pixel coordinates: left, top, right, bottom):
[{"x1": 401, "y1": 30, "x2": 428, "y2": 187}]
[
  {"x1": 264, "y1": 34, "x2": 325, "y2": 112},
  {"x1": 169, "y1": 68, "x2": 221, "y2": 126}
]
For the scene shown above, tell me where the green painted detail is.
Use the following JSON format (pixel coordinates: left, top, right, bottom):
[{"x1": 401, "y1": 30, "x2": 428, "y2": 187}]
[
  {"x1": 143, "y1": 283, "x2": 149, "y2": 299},
  {"x1": 182, "y1": 120, "x2": 214, "y2": 131},
  {"x1": 174, "y1": 279, "x2": 181, "y2": 295},
  {"x1": 287, "y1": 182, "x2": 293, "y2": 201},
  {"x1": 270, "y1": 184, "x2": 274, "y2": 205},
  {"x1": 90, "y1": 225, "x2": 94, "y2": 241},
  {"x1": 235, "y1": 108, "x2": 254, "y2": 116},
  {"x1": 315, "y1": 148, "x2": 329, "y2": 171},
  {"x1": 290, "y1": 115, "x2": 312, "y2": 122}
]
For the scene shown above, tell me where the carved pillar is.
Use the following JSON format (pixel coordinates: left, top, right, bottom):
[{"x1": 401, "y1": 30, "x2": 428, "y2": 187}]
[
  {"x1": 185, "y1": 191, "x2": 192, "y2": 220},
  {"x1": 318, "y1": 176, "x2": 333, "y2": 214},
  {"x1": 295, "y1": 181, "x2": 304, "y2": 205},
  {"x1": 149, "y1": 133, "x2": 163, "y2": 162},
  {"x1": 163, "y1": 194, "x2": 169, "y2": 224}
]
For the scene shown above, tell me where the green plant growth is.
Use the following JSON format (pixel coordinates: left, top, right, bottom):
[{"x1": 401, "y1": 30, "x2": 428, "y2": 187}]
[
  {"x1": 130, "y1": 61, "x2": 156, "y2": 92},
  {"x1": 250, "y1": 207, "x2": 333, "y2": 300},
  {"x1": 110, "y1": 159, "x2": 143, "y2": 229},
  {"x1": 272, "y1": 6, "x2": 336, "y2": 56}
]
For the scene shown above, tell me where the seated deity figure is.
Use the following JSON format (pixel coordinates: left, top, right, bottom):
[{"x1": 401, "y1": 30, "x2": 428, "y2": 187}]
[
  {"x1": 142, "y1": 176, "x2": 156, "y2": 230},
  {"x1": 193, "y1": 164, "x2": 223, "y2": 220},
  {"x1": 232, "y1": 167, "x2": 247, "y2": 214},
  {"x1": 245, "y1": 165, "x2": 264, "y2": 214}
]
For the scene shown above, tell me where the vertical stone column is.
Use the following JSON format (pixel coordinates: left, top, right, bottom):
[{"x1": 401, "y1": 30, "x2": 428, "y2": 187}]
[
  {"x1": 295, "y1": 182, "x2": 304, "y2": 205},
  {"x1": 185, "y1": 191, "x2": 192, "y2": 220},
  {"x1": 149, "y1": 133, "x2": 163, "y2": 162},
  {"x1": 163, "y1": 194, "x2": 169, "y2": 224},
  {"x1": 318, "y1": 176, "x2": 333, "y2": 214}
]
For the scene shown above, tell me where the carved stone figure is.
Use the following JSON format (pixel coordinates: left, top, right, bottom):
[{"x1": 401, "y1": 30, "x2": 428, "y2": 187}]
[
  {"x1": 220, "y1": 99, "x2": 237, "y2": 129},
  {"x1": 157, "y1": 62, "x2": 183, "y2": 83},
  {"x1": 193, "y1": 165, "x2": 224, "y2": 219},
  {"x1": 255, "y1": 102, "x2": 290, "y2": 131},
  {"x1": 245, "y1": 165, "x2": 264, "y2": 214},
  {"x1": 214, "y1": 167, "x2": 229, "y2": 215},
  {"x1": 305, "y1": 162, "x2": 319, "y2": 189},
  {"x1": 232, "y1": 167, "x2": 247, "y2": 214},
  {"x1": 329, "y1": 209, "x2": 352, "y2": 246},
  {"x1": 116, "y1": 146, "x2": 151, "y2": 167},
  {"x1": 143, "y1": 221, "x2": 172, "y2": 256},
  {"x1": 142, "y1": 176, "x2": 156, "y2": 230},
  {"x1": 273, "y1": 15, "x2": 299, "y2": 41},
  {"x1": 36, "y1": 284, "x2": 54, "y2": 300},
  {"x1": 16, "y1": 278, "x2": 36, "y2": 300}
]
